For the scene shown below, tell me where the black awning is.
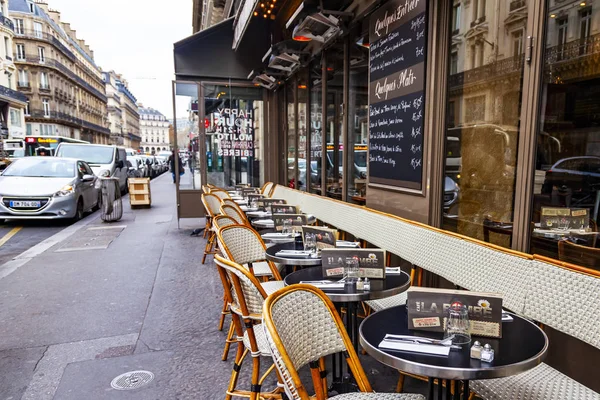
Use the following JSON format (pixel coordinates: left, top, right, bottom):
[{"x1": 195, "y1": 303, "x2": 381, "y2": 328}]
[{"x1": 174, "y1": 17, "x2": 271, "y2": 81}]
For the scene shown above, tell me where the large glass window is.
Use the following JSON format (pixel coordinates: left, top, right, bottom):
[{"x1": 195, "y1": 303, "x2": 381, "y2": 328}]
[
  {"x1": 297, "y1": 69, "x2": 308, "y2": 191},
  {"x1": 347, "y1": 35, "x2": 369, "y2": 203},
  {"x1": 325, "y1": 49, "x2": 343, "y2": 200},
  {"x1": 286, "y1": 79, "x2": 296, "y2": 188},
  {"x1": 309, "y1": 58, "x2": 323, "y2": 195},
  {"x1": 174, "y1": 82, "x2": 200, "y2": 189},
  {"x1": 442, "y1": 0, "x2": 528, "y2": 248},
  {"x1": 204, "y1": 84, "x2": 264, "y2": 187},
  {"x1": 530, "y1": 2, "x2": 599, "y2": 270}
]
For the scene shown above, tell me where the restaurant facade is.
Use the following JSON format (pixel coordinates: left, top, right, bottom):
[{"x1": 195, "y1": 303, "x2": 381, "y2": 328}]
[{"x1": 173, "y1": 0, "x2": 600, "y2": 390}]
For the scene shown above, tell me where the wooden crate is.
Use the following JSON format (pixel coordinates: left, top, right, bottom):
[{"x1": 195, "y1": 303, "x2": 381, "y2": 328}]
[{"x1": 128, "y1": 178, "x2": 151, "y2": 206}]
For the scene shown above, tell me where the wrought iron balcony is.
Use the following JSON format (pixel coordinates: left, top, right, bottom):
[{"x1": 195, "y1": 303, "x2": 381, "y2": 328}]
[
  {"x1": 0, "y1": 84, "x2": 28, "y2": 103},
  {"x1": 39, "y1": 83, "x2": 51, "y2": 91},
  {"x1": 448, "y1": 53, "x2": 525, "y2": 88},
  {"x1": 545, "y1": 34, "x2": 600, "y2": 64},
  {"x1": 27, "y1": 108, "x2": 110, "y2": 135},
  {"x1": 0, "y1": 15, "x2": 14, "y2": 32}
]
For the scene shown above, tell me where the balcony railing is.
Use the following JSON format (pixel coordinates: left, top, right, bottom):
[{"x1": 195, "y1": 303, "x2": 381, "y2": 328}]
[
  {"x1": 545, "y1": 33, "x2": 600, "y2": 64},
  {"x1": 0, "y1": 15, "x2": 14, "y2": 32},
  {"x1": 28, "y1": 109, "x2": 110, "y2": 135},
  {"x1": 14, "y1": 56, "x2": 107, "y2": 102},
  {"x1": 14, "y1": 29, "x2": 77, "y2": 62},
  {"x1": 0, "y1": 84, "x2": 28, "y2": 103},
  {"x1": 39, "y1": 83, "x2": 51, "y2": 91},
  {"x1": 448, "y1": 53, "x2": 525, "y2": 88},
  {"x1": 510, "y1": 0, "x2": 526, "y2": 12}
]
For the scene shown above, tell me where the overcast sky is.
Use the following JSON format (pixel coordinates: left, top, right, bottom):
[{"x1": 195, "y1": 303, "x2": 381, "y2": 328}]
[{"x1": 46, "y1": 0, "x2": 193, "y2": 119}]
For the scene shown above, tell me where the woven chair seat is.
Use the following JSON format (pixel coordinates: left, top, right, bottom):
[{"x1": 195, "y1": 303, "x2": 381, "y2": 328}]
[
  {"x1": 365, "y1": 292, "x2": 408, "y2": 313},
  {"x1": 243, "y1": 324, "x2": 272, "y2": 357},
  {"x1": 471, "y1": 363, "x2": 600, "y2": 400},
  {"x1": 331, "y1": 393, "x2": 425, "y2": 400},
  {"x1": 245, "y1": 261, "x2": 274, "y2": 277},
  {"x1": 261, "y1": 280, "x2": 285, "y2": 296}
]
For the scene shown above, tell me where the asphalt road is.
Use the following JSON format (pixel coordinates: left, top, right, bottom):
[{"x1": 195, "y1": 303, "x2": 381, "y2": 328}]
[{"x1": 0, "y1": 217, "x2": 90, "y2": 265}]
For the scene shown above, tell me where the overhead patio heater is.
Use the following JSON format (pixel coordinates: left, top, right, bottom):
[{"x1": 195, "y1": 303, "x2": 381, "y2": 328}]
[
  {"x1": 292, "y1": 12, "x2": 340, "y2": 43},
  {"x1": 268, "y1": 53, "x2": 301, "y2": 73}
]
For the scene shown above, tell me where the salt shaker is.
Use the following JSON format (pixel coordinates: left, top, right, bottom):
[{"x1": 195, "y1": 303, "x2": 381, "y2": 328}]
[
  {"x1": 481, "y1": 344, "x2": 494, "y2": 362},
  {"x1": 356, "y1": 278, "x2": 364, "y2": 290},
  {"x1": 363, "y1": 277, "x2": 370, "y2": 290},
  {"x1": 470, "y1": 341, "x2": 483, "y2": 359}
]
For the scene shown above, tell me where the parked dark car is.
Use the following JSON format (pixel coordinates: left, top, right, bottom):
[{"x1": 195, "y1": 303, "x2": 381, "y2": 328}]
[{"x1": 542, "y1": 156, "x2": 600, "y2": 207}]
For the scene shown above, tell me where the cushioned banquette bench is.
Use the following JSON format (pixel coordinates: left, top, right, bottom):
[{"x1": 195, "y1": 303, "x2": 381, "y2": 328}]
[{"x1": 269, "y1": 184, "x2": 600, "y2": 400}]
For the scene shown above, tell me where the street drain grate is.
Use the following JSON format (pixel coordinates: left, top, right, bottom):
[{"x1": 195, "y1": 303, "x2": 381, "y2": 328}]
[{"x1": 110, "y1": 370, "x2": 154, "y2": 390}]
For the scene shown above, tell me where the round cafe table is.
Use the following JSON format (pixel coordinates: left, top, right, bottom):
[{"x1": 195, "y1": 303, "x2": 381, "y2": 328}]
[
  {"x1": 359, "y1": 305, "x2": 548, "y2": 400},
  {"x1": 265, "y1": 241, "x2": 322, "y2": 268}
]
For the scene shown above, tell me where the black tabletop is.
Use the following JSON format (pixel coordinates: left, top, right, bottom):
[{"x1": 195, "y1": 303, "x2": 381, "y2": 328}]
[
  {"x1": 359, "y1": 305, "x2": 548, "y2": 380},
  {"x1": 284, "y1": 266, "x2": 411, "y2": 302},
  {"x1": 265, "y1": 242, "x2": 323, "y2": 266}
]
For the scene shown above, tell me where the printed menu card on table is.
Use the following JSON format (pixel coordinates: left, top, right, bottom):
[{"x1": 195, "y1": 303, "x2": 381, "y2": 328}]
[
  {"x1": 272, "y1": 214, "x2": 307, "y2": 232},
  {"x1": 369, "y1": 0, "x2": 428, "y2": 190},
  {"x1": 321, "y1": 248, "x2": 386, "y2": 279}
]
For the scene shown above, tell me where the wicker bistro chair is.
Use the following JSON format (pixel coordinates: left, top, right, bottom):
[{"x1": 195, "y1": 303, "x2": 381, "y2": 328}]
[
  {"x1": 218, "y1": 225, "x2": 282, "y2": 281},
  {"x1": 558, "y1": 239, "x2": 600, "y2": 271},
  {"x1": 214, "y1": 255, "x2": 285, "y2": 400},
  {"x1": 211, "y1": 189, "x2": 232, "y2": 201},
  {"x1": 261, "y1": 182, "x2": 274, "y2": 197},
  {"x1": 201, "y1": 193, "x2": 223, "y2": 258},
  {"x1": 262, "y1": 284, "x2": 426, "y2": 400},
  {"x1": 223, "y1": 198, "x2": 240, "y2": 208},
  {"x1": 221, "y1": 204, "x2": 251, "y2": 227},
  {"x1": 469, "y1": 258, "x2": 600, "y2": 400}
]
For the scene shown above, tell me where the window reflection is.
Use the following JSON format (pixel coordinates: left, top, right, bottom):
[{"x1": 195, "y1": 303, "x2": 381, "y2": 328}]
[
  {"x1": 286, "y1": 80, "x2": 296, "y2": 188},
  {"x1": 442, "y1": 0, "x2": 528, "y2": 248},
  {"x1": 174, "y1": 82, "x2": 200, "y2": 190},
  {"x1": 298, "y1": 69, "x2": 308, "y2": 191},
  {"x1": 531, "y1": 0, "x2": 600, "y2": 270},
  {"x1": 309, "y1": 59, "x2": 323, "y2": 195},
  {"x1": 325, "y1": 51, "x2": 343, "y2": 199}
]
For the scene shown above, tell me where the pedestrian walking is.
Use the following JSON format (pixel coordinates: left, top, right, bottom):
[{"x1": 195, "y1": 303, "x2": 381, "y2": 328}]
[{"x1": 168, "y1": 150, "x2": 184, "y2": 183}]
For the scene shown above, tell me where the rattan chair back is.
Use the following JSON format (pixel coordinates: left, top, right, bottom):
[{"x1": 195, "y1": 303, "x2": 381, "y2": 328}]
[
  {"x1": 263, "y1": 284, "x2": 373, "y2": 399},
  {"x1": 202, "y1": 185, "x2": 210, "y2": 194},
  {"x1": 261, "y1": 182, "x2": 274, "y2": 197},
  {"x1": 201, "y1": 193, "x2": 222, "y2": 218},
  {"x1": 222, "y1": 198, "x2": 239, "y2": 207},
  {"x1": 215, "y1": 255, "x2": 268, "y2": 319},
  {"x1": 213, "y1": 215, "x2": 238, "y2": 231},
  {"x1": 220, "y1": 204, "x2": 249, "y2": 226},
  {"x1": 211, "y1": 189, "x2": 231, "y2": 201}
]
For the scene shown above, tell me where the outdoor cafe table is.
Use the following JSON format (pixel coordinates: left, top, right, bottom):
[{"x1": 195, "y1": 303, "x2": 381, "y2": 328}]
[
  {"x1": 359, "y1": 305, "x2": 548, "y2": 400},
  {"x1": 285, "y1": 266, "x2": 410, "y2": 393},
  {"x1": 265, "y1": 242, "x2": 322, "y2": 275}
]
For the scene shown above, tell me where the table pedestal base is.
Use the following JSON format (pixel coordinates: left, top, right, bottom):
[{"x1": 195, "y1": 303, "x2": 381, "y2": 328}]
[{"x1": 427, "y1": 378, "x2": 469, "y2": 400}]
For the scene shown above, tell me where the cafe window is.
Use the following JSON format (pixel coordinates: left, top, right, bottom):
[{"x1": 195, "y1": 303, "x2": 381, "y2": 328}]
[
  {"x1": 512, "y1": 30, "x2": 524, "y2": 57},
  {"x1": 347, "y1": 33, "x2": 369, "y2": 203},
  {"x1": 309, "y1": 58, "x2": 323, "y2": 195},
  {"x1": 530, "y1": 1, "x2": 600, "y2": 270},
  {"x1": 325, "y1": 48, "x2": 343, "y2": 200},
  {"x1": 297, "y1": 69, "x2": 308, "y2": 191},
  {"x1": 286, "y1": 79, "x2": 296, "y2": 188},
  {"x1": 442, "y1": 0, "x2": 529, "y2": 249}
]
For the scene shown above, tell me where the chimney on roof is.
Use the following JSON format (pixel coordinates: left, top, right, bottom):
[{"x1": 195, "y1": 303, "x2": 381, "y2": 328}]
[{"x1": 35, "y1": 1, "x2": 49, "y2": 12}]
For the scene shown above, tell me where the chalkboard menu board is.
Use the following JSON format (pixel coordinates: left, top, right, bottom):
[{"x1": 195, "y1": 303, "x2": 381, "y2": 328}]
[{"x1": 369, "y1": 0, "x2": 427, "y2": 190}]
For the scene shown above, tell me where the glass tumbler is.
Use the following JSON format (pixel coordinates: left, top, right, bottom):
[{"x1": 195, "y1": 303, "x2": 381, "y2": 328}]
[
  {"x1": 344, "y1": 257, "x2": 360, "y2": 284},
  {"x1": 282, "y1": 219, "x2": 292, "y2": 235},
  {"x1": 444, "y1": 302, "x2": 471, "y2": 345},
  {"x1": 304, "y1": 233, "x2": 317, "y2": 254}
]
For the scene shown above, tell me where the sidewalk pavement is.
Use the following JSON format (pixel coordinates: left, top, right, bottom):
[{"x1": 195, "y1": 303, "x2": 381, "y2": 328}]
[{"x1": 0, "y1": 174, "x2": 428, "y2": 399}]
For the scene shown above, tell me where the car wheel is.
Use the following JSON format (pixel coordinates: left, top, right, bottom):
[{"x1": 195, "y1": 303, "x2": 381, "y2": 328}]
[{"x1": 73, "y1": 198, "x2": 84, "y2": 222}]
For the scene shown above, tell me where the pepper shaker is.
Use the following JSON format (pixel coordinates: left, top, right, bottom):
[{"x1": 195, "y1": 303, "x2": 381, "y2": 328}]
[
  {"x1": 470, "y1": 341, "x2": 483, "y2": 359},
  {"x1": 481, "y1": 344, "x2": 494, "y2": 362}
]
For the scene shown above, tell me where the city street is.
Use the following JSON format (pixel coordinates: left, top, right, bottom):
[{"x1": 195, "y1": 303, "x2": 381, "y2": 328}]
[{"x1": 0, "y1": 220, "x2": 73, "y2": 266}]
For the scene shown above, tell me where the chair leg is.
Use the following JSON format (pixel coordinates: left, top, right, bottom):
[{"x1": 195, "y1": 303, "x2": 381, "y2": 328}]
[
  {"x1": 222, "y1": 321, "x2": 235, "y2": 361},
  {"x1": 396, "y1": 372, "x2": 406, "y2": 393},
  {"x1": 468, "y1": 392, "x2": 476, "y2": 400},
  {"x1": 225, "y1": 316, "x2": 246, "y2": 400},
  {"x1": 202, "y1": 231, "x2": 215, "y2": 264},
  {"x1": 249, "y1": 355, "x2": 261, "y2": 400},
  {"x1": 218, "y1": 298, "x2": 229, "y2": 331}
]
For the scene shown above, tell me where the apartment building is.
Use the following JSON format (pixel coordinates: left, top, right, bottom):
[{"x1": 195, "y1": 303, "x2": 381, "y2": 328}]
[
  {"x1": 103, "y1": 70, "x2": 140, "y2": 149},
  {"x1": 0, "y1": 0, "x2": 26, "y2": 140},
  {"x1": 139, "y1": 105, "x2": 170, "y2": 154},
  {"x1": 8, "y1": 0, "x2": 109, "y2": 143}
]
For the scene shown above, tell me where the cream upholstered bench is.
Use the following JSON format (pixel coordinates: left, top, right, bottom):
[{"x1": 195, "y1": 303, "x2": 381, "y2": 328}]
[{"x1": 270, "y1": 185, "x2": 600, "y2": 398}]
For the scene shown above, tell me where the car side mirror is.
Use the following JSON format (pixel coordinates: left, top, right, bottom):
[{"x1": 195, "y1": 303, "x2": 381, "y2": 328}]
[
  {"x1": 82, "y1": 174, "x2": 95, "y2": 182},
  {"x1": 117, "y1": 160, "x2": 124, "y2": 169}
]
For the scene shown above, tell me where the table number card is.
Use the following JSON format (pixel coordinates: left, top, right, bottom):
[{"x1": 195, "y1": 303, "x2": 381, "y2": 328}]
[
  {"x1": 302, "y1": 226, "x2": 337, "y2": 250},
  {"x1": 407, "y1": 288, "x2": 503, "y2": 338},
  {"x1": 271, "y1": 204, "x2": 298, "y2": 214},
  {"x1": 321, "y1": 248, "x2": 386, "y2": 279},
  {"x1": 257, "y1": 198, "x2": 286, "y2": 211},
  {"x1": 241, "y1": 187, "x2": 259, "y2": 196},
  {"x1": 272, "y1": 214, "x2": 307, "y2": 232}
]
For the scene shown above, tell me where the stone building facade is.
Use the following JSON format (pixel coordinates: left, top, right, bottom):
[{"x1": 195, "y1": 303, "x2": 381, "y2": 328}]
[
  {"x1": 103, "y1": 70, "x2": 140, "y2": 149},
  {"x1": 138, "y1": 105, "x2": 170, "y2": 154},
  {"x1": 8, "y1": 0, "x2": 109, "y2": 143}
]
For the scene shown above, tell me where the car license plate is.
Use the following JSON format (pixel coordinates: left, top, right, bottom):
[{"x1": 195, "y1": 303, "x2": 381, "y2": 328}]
[{"x1": 10, "y1": 200, "x2": 41, "y2": 208}]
